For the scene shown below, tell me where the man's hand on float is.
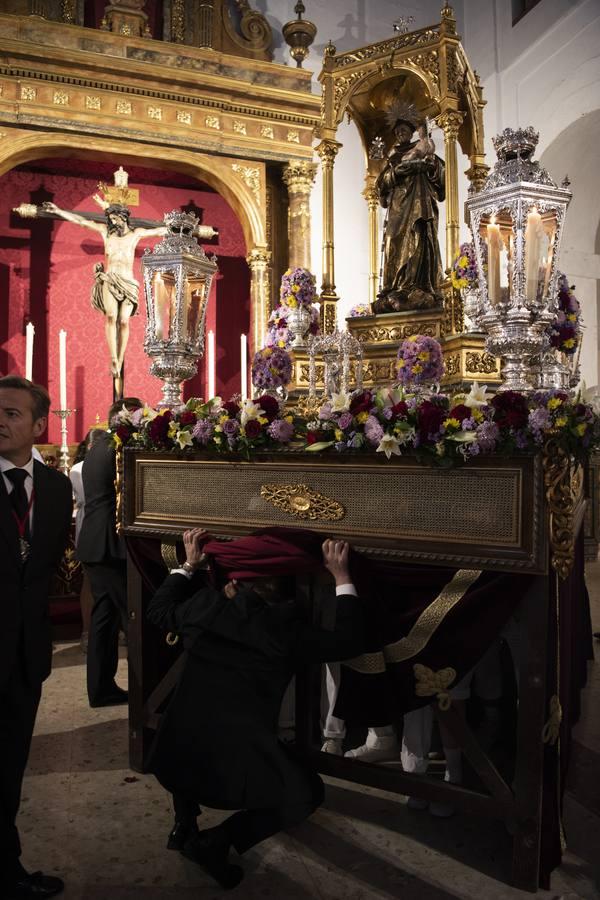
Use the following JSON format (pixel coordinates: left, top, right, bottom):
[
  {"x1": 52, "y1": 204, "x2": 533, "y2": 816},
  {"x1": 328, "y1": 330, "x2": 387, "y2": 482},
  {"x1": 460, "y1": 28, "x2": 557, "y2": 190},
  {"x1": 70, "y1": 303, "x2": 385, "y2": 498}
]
[
  {"x1": 322, "y1": 539, "x2": 351, "y2": 586},
  {"x1": 223, "y1": 580, "x2": 238, "y2": 600},
  {"x1": 182, "y1": 527, "x2": 210, "y2": 571}
]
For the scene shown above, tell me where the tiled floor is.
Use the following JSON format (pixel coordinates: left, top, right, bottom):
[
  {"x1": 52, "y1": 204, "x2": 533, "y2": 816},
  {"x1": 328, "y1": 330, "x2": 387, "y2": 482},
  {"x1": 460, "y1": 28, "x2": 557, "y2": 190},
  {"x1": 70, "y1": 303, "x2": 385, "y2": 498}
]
[{"x1": 18, "y1": 570, "x2": 600, "y2": 900}]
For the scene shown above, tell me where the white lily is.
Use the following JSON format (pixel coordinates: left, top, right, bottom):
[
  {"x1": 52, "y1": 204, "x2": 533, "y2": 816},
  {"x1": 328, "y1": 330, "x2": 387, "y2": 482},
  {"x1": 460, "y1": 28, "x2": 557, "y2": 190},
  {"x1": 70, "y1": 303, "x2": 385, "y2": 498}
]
[
  {"x1": 395, "y1": 425, "x2": 416, "y2": 446},
  {"x1": 240, "y1": 400, "x2": 262, "y2": 426},
  {"x1": 330, "y1": 391, "x2": 351, "y2": 412},
  {"x1": 376, "y1": 433, "x2": 401, "y2": 459},
  {"x1": 465, "y1": 381, "x2": 488, "y2": 408},
  {"x1": 175, "y1": 429, "x2": 194, "y2": 449},
  {"x1": 378, "y1": 386, "x2": 404, "y2": 409}
]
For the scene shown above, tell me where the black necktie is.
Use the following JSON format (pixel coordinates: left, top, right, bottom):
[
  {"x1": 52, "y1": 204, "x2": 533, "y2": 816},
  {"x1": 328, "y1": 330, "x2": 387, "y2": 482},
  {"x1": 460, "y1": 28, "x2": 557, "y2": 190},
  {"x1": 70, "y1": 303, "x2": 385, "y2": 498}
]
[{"x1": 5, "y1": 468, "x2": 31, "y2": 542}]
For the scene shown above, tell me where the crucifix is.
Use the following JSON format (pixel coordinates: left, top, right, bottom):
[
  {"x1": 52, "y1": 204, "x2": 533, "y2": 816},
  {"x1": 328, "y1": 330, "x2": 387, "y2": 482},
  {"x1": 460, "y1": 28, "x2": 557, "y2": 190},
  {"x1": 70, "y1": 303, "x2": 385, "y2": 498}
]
[{"x1": 14, "y1": 166, "x2": 217, "y2": 399}]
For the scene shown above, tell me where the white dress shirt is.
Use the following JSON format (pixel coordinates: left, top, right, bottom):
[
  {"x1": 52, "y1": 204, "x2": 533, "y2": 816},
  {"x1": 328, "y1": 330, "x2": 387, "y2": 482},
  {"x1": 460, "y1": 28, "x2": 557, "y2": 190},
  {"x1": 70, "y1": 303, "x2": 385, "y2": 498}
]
[{"x1": 0, "y1": 453, "x2": 35, "y2": 533}]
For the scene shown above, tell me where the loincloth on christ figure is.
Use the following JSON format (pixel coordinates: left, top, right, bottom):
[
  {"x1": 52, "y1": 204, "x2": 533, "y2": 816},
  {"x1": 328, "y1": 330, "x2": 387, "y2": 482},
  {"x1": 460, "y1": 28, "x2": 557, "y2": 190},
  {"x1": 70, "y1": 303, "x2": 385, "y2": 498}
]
[{"x1": 92, "y1": 265, "x2": 139, "y2": 315}]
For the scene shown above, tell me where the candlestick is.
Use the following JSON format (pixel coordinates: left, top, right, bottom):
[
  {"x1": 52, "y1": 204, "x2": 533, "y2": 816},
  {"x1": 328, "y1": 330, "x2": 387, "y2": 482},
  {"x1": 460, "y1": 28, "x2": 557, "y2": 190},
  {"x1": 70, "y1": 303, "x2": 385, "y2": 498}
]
[
  {"x1": 207, "y1": 330, "x2": 215, "y2": 399},
  {"x1": 59, "y1": 329, "x2": 67, "y2": 410},
  {"x1": 240, "y1": 334, "x2": 247, "y2": 400},
  {"x1": 524, "y1": 206, "x2": 542, "y2": 300},
  {"x1": 25, "y1": 322, "x2": 34, "y2": 381},
  {"x1": 486, "y1": 219, "x2": 502, "y2": 304},
  {"x1": 51, "y1": 408, "x2": 75, "y2": 475}
]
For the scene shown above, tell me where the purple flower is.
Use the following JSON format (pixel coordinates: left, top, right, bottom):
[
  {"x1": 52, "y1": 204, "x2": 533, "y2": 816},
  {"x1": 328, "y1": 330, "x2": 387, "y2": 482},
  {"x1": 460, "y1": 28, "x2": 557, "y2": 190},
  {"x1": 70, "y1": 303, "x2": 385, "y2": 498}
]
[
  {"x1": 528, "y1": 407, "x2": 552, "y2": 444},
  {"x1": 192, "y1": 418, "x2": 214, "y2": 445},
  {"x1": 338, "y1": 412, "x2": 354, "y2": 430},
  {"x1": 222, "y1": 418, "x2": 239, "y2": 437},
  {"x1": 334, "y1": 441, "x2": 347, "y2": 452},
  {"x1": 267, "y1": 419, "x2": 294, "y2": 443},
  {"x1": 364, "y1": 415, "x2": 384, "y2": 446},
  {"x1": 396, "y1": 335, "x2": 444, "y2": 386},
  {"x1": 475, "y1": 420, "x2": 500, "y2": 452},
  {"x1": 319, "y1": 402, "x2": 333, "y2": 421},
  {"x1": 514, "y1": 429, "x2": 529, "y2": 450},
  {"x1": 131, "y1": 408, "x2": 144, "y2": 427}
]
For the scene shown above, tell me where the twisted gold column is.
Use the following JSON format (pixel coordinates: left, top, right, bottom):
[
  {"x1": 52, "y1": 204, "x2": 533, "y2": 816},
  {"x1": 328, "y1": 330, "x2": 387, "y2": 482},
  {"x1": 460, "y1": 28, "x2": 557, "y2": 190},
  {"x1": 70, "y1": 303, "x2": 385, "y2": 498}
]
[
  {"x1": 363, "y1": 177, "x2": 380, "y2": 306},
  {"x1": 316, "y1": 139, "x2": 341, "y2": 333},
  {"x1": 437, "y1": 110, "x2": 464, "y2": 270},
  {"x1": 282, "y1": 161, "x2": 317, "y2": 270},
  {"x1": 246, "y1": 246, "x2": 272, "y2": 353}
]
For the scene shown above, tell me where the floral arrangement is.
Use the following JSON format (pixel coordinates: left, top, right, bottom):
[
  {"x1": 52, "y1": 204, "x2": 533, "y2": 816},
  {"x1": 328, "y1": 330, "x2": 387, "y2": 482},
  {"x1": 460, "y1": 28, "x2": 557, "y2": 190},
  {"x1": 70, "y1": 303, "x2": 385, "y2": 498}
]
[
  {"x1": 265, "y1": 304, "x2": 320, "y2": 349},
  {"x1": 111, "y1": 395, "x2": 297, "y2": 456},
  {"x1": 251, "y1": 346, "x2": 293, "y2": 391},
  {"x1": 548, "y1": 274, "x2": 582, "y2": 356},
  {"x1": 111, "y1": 382, "x2": 599, "y2": 468},
  {"x1": 297, "y1": 382, "x2": 598, "y2": 466},
  {"x1": 348, "y1": 303, "x2": 372, "y2": 318},
  {"x1": 396, "y1": 335, "x2": 444, "y2": 386},
  {"x1": 450, "y1": 242, "x2": 484, "y2": 291},
  {"x1": 280, "y1": 267, "x2": 317, "y2": 309}
]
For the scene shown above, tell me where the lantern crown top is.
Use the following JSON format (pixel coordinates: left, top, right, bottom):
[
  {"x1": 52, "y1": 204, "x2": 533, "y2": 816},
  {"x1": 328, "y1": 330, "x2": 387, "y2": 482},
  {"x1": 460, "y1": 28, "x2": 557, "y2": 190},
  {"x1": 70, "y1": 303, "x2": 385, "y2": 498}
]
[
  {"x1": 164, "y1": 209, "x2": 199, "y2": 236},
  {"x1": 492, "y1": 126, "x2": 539, "y2": 162}
]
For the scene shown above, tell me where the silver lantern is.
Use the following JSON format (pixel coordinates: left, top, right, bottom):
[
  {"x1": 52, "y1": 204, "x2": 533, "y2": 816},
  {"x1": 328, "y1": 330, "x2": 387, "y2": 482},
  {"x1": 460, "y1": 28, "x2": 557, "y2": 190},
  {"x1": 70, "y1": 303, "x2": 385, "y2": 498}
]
[
  {"x1": 466, "y1": 127, "x2": 572, "y2": 392},
  {"x1": 142, "y1": 210, "x2": 218, "y2": 408}
]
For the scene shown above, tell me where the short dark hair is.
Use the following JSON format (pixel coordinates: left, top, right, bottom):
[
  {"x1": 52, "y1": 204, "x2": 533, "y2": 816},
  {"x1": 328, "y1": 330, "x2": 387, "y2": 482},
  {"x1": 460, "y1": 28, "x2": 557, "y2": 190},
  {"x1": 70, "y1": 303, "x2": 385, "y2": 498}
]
[
  {"x1": 0, "y1": 375, "x2": 50, "y2": 420},
  {"x1": 108, "y1": 396, "x2": 143, "y2": 422}
]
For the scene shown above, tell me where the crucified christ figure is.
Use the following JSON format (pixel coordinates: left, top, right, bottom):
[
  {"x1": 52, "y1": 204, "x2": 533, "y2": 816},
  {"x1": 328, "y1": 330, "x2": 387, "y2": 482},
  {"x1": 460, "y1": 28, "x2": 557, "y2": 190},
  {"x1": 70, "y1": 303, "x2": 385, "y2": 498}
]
[{"x1": 41, "y1": 201, "x2": 215, "y2": 388}]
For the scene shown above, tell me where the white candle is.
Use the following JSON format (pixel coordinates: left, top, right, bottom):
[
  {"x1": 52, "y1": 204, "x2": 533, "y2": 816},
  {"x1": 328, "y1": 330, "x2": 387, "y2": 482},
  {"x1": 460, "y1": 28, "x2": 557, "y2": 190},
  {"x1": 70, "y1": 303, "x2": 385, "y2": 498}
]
[
  {"x1": 25, "y1": 322, "x2": 34, "y2": 381},
  {"x1": 240, "y1": 334, "x2": 247, "y2": 400},
  {"x1": 486, "y1": 219, "x2": 502, "y2": 304},
  {"x1": 207, "y1": 330, "x2": 215, "y2": 399},
  {"x1": 525, "y1": 206, "x2": 542, "y2": 300},
  {"x1": 59, "y1": 329, "x2": 67, "y2": 410}
]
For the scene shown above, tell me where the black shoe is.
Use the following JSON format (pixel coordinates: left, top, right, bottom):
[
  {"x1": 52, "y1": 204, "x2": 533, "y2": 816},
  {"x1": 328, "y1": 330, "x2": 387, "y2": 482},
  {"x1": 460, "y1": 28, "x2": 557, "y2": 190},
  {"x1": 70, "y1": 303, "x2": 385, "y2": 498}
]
[
  {"x1": 89, "y1": 688, "x2": 128, "y2": 708},
  {"x1": 182, "y1": 827, "x2": 243, "y2": 890},
  {"x1": 167, "y1": 818, "x2": 199, "y2": 851},
  {"x1": 3, "y1": 871, "x2": 64, "y2": 899}
]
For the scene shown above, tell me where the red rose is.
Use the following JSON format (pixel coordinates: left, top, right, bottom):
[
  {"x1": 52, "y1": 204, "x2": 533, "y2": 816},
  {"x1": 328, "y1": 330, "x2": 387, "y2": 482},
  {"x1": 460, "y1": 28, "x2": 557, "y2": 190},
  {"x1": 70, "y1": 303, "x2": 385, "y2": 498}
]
[
  {"x1": 115, "y1": 424, "x2": 131, "y2": 443},
  {"x1": 491, "y1": 391, "x2": 528, "y2": 429},
  {"x1": 148, "y1": 415, "x2": 170, "y2": 445},
  {"x1": 306, "y1": 431, "x2": 318, "y2": 445},
  {"x1": 223, "y1": 400, "x2": 240, "y2": 417},
  {"x1": 417, "y1": 400, "x2": 445, "y2": 441},
  {"x1": 389, "y1": 400, "x2": 409, "y2": 421},
  {"x1": 178, "y1": 410, "x2": 197, "y2": 427},
  {"x1": 448, "y1": 404, "x2": 472, "y2": 423},
  {"x1": 349, "y1": 390, "x2": 373, "y2": 415},
  {"x1": 244, "y1": 419, "x2": 262, "y2": 439},
  {"x1": 257, "y1": 394, "x2": 279, "y2": 422}
]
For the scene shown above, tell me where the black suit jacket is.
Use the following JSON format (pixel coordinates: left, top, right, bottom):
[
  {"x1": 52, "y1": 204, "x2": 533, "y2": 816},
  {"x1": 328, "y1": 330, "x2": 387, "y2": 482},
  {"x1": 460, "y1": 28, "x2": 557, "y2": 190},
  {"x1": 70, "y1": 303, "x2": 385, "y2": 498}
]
[
  {"x1": 77, "y1": 430, "x2": 124, "y2": 563},
  {"x1": 0, "y1": 460, "x2": 72, "y2": 687},
  {"x1": 146, "y1": 574, "x2": 365, "y2": 809}
]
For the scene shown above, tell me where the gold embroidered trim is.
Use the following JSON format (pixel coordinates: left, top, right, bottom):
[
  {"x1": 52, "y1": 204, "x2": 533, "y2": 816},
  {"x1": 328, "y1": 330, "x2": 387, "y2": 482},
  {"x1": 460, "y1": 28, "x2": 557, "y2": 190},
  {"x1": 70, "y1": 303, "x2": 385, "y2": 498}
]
[
  {"x1": 343, "y1": 568, "x2": 481, "y2": 674},
  {"x1": 414, "y1": 663, "x2": 456, "y2": 710},
  {"x1": 161, "y1": 542, "x2": 179, "y2": 570}
]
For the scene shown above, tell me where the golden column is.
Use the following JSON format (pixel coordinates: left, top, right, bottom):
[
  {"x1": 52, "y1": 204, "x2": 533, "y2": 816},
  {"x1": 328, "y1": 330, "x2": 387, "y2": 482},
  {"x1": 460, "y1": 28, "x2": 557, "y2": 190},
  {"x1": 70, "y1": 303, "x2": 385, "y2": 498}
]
[
  {"x1": 282, "y1": 161, "x2": 317, "y2": 270},
  {"x1": 437, "y1": 109, "x2": 465, "y2": 271},
  {"x1": 246, "y1": 246, "x2": 272, "y2": 354},
  {"x1": 315, "y1": 138, "x2": 341, "y2": 333},
  {"x1": 363, "y1": 175, "x2": 380, "y2": 306}
]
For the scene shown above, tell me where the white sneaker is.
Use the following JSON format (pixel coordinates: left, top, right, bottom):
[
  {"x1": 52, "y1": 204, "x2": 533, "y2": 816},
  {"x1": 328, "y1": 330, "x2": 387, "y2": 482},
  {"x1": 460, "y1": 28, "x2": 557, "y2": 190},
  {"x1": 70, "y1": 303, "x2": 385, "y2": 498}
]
[
  {"x1": 321, "y1": 738, "x2": 344, "y2": 755},
  {"x1": 406, "y1": 796, "x2": 429, "y2": 810},
  {"x1": 344, "y1": 739, "x2": 399, "y2": 762}
]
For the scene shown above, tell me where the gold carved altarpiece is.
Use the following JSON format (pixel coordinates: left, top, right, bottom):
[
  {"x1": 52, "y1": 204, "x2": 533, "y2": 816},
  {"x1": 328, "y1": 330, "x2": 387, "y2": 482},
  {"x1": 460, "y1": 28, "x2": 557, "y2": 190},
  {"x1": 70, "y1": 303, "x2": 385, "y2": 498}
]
[
  {"x1": 297, "y1": 3, "x2": 501, "y2": 394},
  {"x1": 0, "y1": 2, "x2": 321, "y2": 352}
]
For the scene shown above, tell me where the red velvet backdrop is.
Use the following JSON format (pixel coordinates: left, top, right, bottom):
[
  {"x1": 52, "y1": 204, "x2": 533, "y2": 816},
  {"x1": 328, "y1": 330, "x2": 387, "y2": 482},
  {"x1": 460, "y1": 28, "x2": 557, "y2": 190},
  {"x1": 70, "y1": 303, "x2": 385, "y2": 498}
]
[{"x1": 0, "y1": 158, "x2": 249, "y2": 443}]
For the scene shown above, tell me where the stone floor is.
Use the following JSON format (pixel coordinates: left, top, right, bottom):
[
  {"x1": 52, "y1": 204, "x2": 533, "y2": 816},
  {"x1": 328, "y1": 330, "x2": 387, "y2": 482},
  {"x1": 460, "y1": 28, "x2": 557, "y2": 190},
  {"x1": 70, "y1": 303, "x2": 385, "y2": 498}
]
[{"x1": 19, "y1": 567, "x2": 600, "y2": 900}]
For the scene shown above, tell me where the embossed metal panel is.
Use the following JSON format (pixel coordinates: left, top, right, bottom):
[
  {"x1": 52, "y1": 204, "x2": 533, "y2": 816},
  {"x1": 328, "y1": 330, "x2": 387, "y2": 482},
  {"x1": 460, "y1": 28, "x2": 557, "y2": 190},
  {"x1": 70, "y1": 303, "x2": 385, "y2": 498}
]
[{"x1": 122, "y1": 451, "x2": 546, "y2": 573}]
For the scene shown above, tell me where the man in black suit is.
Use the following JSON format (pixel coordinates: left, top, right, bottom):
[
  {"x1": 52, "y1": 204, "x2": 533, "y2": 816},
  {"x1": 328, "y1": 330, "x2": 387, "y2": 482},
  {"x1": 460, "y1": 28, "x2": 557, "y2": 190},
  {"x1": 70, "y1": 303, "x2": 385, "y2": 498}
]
[
  {"x1": 147, "y1": 528, "x2": 364, "y2": 890},
  {"x1": 0, "y1": 375, "x2": 72, "y2": 900},
  {"x1": 77, "y1": 397, "x2": 142, "y2": 707}
]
